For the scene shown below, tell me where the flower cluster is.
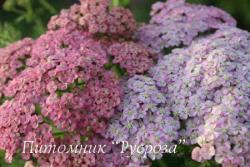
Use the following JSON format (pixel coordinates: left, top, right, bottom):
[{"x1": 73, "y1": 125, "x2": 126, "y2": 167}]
[
  {"x1": 0, "y1": 0, "x2": 153, "y2": 165},
  {"x1": 48, "y1": 0, "x2": 136, "y2": 38},
  {"x1": 106, "y1": 75, "x2": 180, "y2": 163},
  {"x1": 136, "y1": 0, "x2": 236, "y2": 53},
  {"x1": 35, "y1": 135, "x2": 131, "y2": 167},
  {"x1": 0, "y1": 99, "x2": 53, "y2": 163},
  {"x1": 150, "y1": 27, "x2": 250, "y2": 166},
  {"x1": 0, "y1": 38, "x2": 33, "y2": 102},
  {"x1": 108, "y1": 42, "x2": 155, "y2": 76},
  {"x1": 2, "y1": 29, "x2": 120, "y2": 135}
]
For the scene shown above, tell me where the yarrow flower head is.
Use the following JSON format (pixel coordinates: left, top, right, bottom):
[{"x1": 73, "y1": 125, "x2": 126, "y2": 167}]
[
  {"x1": 48, "y1": 0, "x2": 137, "y2": 38},
  {"x1": 108, "y1": 42, "x2": 155, "y2": 76},
  {"x1": 136, "y1": 0, "x2": 236, "y2": 53},
  {"x1": 0, "y1": 38, "x2": 33, "y2": 102},
  {"x1": 34, "y1": 135, "x2": 131, "y2": 167},
  {"x1": 150, "y1": 27, "x2": 250, "y2": 166},
  {"x1": 0, "y1": 98, "x2": 54, "y2": 163},
  {"x1": 106, "y1": 75, "x2": 180, "y2": 163},
  {"x1": 0, "y1": 0, "x2": 154, "y2": 165}
]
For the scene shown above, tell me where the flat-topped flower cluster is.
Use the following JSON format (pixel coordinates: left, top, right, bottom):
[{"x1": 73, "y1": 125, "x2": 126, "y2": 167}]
[
  {"x1": 149, "y1": 27, "x2": 250, "y2": 167},
  {"x1": 0, "y1": 0, "x2": 154, "y2": 166},
  {"x1": 136, "y1": 0, "x2": 236, "y2": 54}
]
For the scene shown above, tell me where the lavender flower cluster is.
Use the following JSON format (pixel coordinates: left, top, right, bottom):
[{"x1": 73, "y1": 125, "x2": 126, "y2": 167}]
[
  {"x1": 0, "y1": 0, "x2": 249, "y2": 167},
  {"x1": 148, "y1": 26, "x2": 250, "y2": 166},
  {"x1": 136, "y1": 0, "x2": 236, "y2": 53},
  {"x1": 107, "y1": 1, "x2": 250, "y2": 167},
  {"x1": 169, "y1": 27, "x2": 249, "y2": 167},
  {"x1": 107, "y1": 75, "x2": 180, "y2": 164}
]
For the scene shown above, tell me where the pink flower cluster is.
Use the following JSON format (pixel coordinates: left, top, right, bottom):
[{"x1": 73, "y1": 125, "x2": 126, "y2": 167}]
[
  {"x1": 0, "y1": 0, "x2": 153, "y2": 166},
  {"x1": 108, "y1": 42, "x2": 155, "y2": 76},
  {"x1": 35, "y1": 135, "x2": 130, "y2": 167},
  {"x1": 48, "y1": 0, "x2": 136, "y2": 38},
  {"x1": 0, "y1": 38, "x2": 33, "y2": 99}
]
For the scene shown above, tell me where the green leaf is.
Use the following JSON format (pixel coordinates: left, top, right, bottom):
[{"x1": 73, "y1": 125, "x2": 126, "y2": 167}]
[
  {"x1": 0, "y1": 150, "x2": 25, "y2": 167},
  {"x1": 56, "y1": 78, "x2": 86, "y2": 97},
  {"x1": 111, "y1": 64, "x2": 127, "y2": 77},
  {"x1": 3, "y1": 0, "x2": 16, "y2": 11},
  {"x1": 38, "y1": 0, "x2": 57, "y2": 14},
  {"x1": 35, "y1": 104, "x2": 67, "y2": 138},
  {"x1": 0, "y1": 95, "x2": 13, "y2": 105},
  {"x1": 112, "y1": 0, "x2": 130, "y2": 7},
  {"x1": 0, "y1": 22, "x2": 21, "y2": 48}
]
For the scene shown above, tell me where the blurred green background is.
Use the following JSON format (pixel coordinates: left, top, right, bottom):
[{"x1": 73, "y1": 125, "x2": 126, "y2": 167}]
[{"x1": 0, "y1": 0, "x2": 249, "y2": 166}]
